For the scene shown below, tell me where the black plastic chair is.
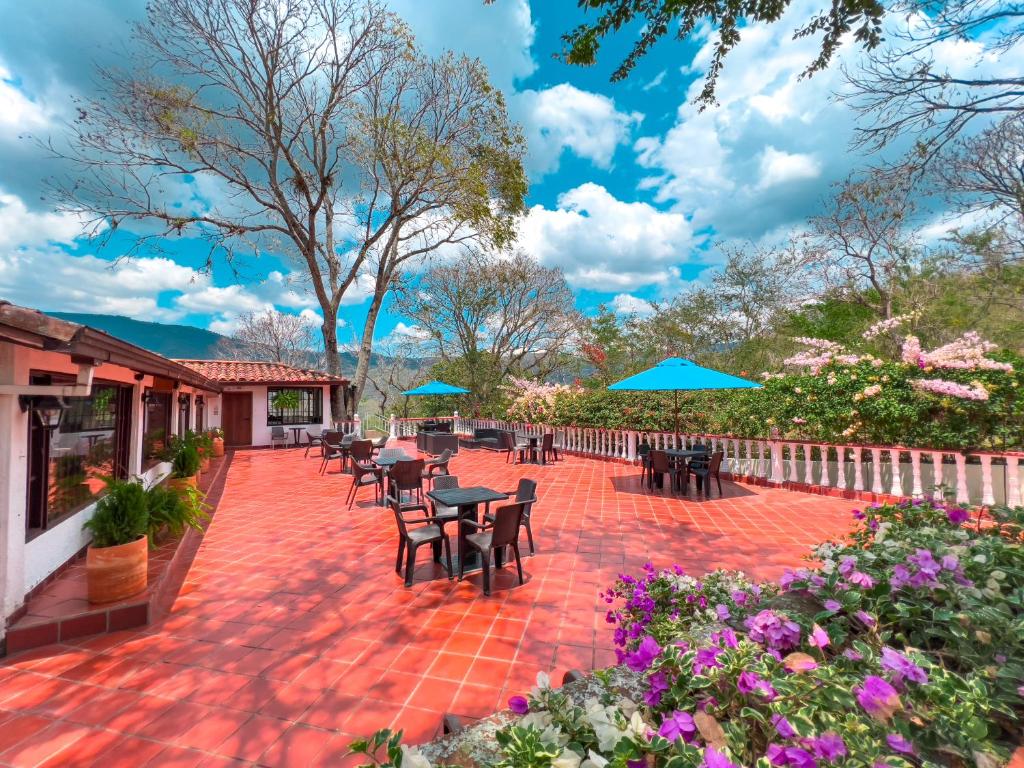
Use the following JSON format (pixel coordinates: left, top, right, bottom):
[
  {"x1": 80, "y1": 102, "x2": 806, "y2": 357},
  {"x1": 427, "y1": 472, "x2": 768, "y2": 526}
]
[
  {"x1": 389, "y1": 458, "x2": 426, "y2": 507},
  {"x1": 638, "y1": 441, "x2": 652, "y2": 486},
  {"x1": 423, "y1": 449, "x2": 452, "y2": 485},
  {"x1": 346, "y1": 440, "x2": 383, "y2": 508},
  {"x1": 488, "y1": 478, "x2": 538, "y2": 555},
  {"x1": 649, "y1": 450, "x2": 687, "y2": 493},
  {"x1": 460, "y1": 502, "x2": 526, "y2": 596},
  {"x1": 499, "y1": 431, "x2": 518, "y2": 463},
  {"x1": 541, "y1": 433, "x2": 559, "y2": 463},
  {"x1": 690, "y1": 451, "x2": 725, "y2": 496},
  {"x1": 304, "y1": 426, "x2": 325, "y2": 458},
  {"x1": 390, "y1": 494, "x2": 452, "y2": 587},
  {"x1": 429, "y1": 474, "x2": 461, "y2": 544},
  {"x1": 319, "y1": 431, "x2": 344, "y2": 474}
]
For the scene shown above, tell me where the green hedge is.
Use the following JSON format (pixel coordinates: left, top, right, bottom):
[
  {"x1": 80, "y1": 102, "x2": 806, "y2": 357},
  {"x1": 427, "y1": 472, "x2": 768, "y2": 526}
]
[{"x1": 542, "y1": 354, "x2": 1024, "y2": 451}]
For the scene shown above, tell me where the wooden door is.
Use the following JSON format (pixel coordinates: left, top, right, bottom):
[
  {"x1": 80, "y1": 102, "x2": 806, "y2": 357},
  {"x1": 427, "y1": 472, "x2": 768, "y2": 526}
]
[{"x1": 221, "y1": 392, "x2": 252, "y2": 447}]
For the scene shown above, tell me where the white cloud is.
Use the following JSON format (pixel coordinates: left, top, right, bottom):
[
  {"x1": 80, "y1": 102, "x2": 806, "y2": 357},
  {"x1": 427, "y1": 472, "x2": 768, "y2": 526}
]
[
  {"x1": 0, "y1": 192, "x2": 92, "y2": 249},
  {"x1": 517, "y1": 84, "x2": 643, "y2": 175},
  {"x1": 757, "y1": 147, "x2": 821, "y2": 189},
  {"x1": 518, "y1": 183, "x2": 700, "y2": 291},
  {"x1": 611, "y1": 293, "x2": 656, "y2": 317},
  {"x1": 642, "y1": 70, "x2": 667, "y2": 92}
]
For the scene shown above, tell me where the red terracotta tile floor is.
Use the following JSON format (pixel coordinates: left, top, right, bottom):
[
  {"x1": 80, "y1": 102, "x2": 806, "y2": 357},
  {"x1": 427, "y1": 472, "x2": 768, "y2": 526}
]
[{"x1": 0, "y1": 445, "x2": 859, "y2": 767}]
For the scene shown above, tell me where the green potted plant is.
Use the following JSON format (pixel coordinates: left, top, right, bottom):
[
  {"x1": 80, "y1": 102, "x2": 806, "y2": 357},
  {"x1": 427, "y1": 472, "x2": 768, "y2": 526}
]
[
  {"x1": 194, "y1": 431, "x2": 214, "y2": 473},
  {"x1": 146, "y1": 483, "x2": 208, "y2": 546},
  {"x1": 82, "y1": 479, "x2": 150, "y2": 603},
  {"x1": 167, "y1": 443, "x2": 201, "y2": 493},
  {"x1": 210, "y1": 427, "x2": 225, "y2": 457}
]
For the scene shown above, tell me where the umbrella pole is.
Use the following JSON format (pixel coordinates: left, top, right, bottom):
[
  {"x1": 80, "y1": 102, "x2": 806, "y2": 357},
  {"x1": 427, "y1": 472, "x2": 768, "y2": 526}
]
[{"x1": 674, "y1": 390, "x2": 680, "y2": 443}]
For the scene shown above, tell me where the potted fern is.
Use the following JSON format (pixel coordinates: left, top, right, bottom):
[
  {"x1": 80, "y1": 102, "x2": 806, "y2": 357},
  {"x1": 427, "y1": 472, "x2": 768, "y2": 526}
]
[
  {"x1": 83, "y1": 479, "x2": 150, "y2": 603},
  {"x1": 167, "y1": 443, "x2": 201, "y2": 493},
  {"x1": 146, "y1": 483, "x2": 208, "y2": 546}
]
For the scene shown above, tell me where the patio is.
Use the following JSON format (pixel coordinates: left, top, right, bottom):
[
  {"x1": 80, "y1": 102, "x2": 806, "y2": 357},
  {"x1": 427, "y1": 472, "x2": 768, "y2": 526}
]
[{"x1": 0, "y1": 445, "x2": 859, "y2": 767}]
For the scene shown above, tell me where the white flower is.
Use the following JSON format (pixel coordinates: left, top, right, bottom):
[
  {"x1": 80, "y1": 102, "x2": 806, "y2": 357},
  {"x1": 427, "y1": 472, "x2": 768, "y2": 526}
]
[
  {"x1": 582, "y1": 750, "x2": 609, "y2": 768},
  {"x1": 553, "y1": 750, "x2": 583, "y2": 768},
  {"x1": 585, "y1": 699, "x2": 628, "y2": 752},
  {"x1": 401, "y1": 746, "x2": 432, "y2": 768},
  {"x1": 628, "y1": 711, "x2": 649, "y2": 739},
  {"x1": 536, "y1": 671, "x2": 551, "y2": 689}
]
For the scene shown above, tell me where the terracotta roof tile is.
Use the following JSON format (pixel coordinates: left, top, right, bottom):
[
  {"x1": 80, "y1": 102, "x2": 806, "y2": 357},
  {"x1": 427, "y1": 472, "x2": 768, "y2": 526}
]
[{"x1": 175, "y1": 359, "x2": 347, "y2": 385}]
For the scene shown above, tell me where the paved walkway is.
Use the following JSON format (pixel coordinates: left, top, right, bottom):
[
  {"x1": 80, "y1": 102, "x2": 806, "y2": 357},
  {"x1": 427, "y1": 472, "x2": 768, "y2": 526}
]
[{"x1": 0, "y1": 446, "x2": 858, "y2": 767}]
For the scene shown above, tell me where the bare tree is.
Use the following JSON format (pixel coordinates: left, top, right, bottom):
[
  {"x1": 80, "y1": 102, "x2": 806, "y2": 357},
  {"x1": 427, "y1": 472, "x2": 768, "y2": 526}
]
[
  {"x1": 221, "y1": 309, "x2": 323, "y2": 368},
  {"x1": 363, "y1": 333, "x2": 426, "y2": 418},
  {"x1": 393, "y1": 248, "x2": 580, "y2": 407},
  {"x1": 804, "y1": 167, "x2": 921, "y2": 320},
  {"x1": 845, "y1": 0, "x2": 1024, "y2": 163},
  {"x1": 345, "y1": 50, "x2": 526, "y2": 413},
  {"x1": 49, "y1": 0, "x2": 524, "y2": 421},
  {"x1": 936, "y1": 115, "x2": 1024, "y2": 225}
]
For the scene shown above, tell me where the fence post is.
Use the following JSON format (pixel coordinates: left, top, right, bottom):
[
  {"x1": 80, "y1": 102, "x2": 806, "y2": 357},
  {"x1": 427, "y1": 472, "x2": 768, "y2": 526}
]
[
  {"x1": 979, "y1": 454, "x2": 995, "y2": 506},
  {"x1": 769, "y1": 440, "x2": 785, "y2": 485},
  {"x1": 453, "y1": 410, "x2": 460, "y2": 434},
  {"x1": 389, "y1": 413, "x2": 397, "y2": 440},
  {"x1": 353, "y1": 413, "x2": 361, "y2": 438},
  {"x1": 627, "y1": 431, "x2": 637, "y2": 462},
  {"x1": 954, "y1": 453, "x2": 970, "y2": 504},
  {"x1": 1007, "y1": 456, "x2": 1022, "y2": 507}
]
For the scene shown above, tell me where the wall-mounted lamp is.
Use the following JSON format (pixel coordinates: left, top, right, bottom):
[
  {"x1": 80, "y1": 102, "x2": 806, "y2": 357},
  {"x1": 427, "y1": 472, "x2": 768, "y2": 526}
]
[
  {"x1": 195, "y1": 395, "x2": 205, "y2": 406},
  {"x1": 178, "y1": 393, "x2": 191, "y2": 406},
  {"x1": 19, "y1": 394, "x2": 68, "y2": 430},
  {"x1": 141, "y1": 390, "x2": 155, "y2": 405}
]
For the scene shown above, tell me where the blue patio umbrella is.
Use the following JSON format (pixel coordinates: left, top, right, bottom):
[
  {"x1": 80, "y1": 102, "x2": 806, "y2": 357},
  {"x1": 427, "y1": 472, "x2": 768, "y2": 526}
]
[
  {"x1": 401, "y1": 380, "x2": 470, "y2": 396},
  {"x1": 608, "y1": 357, "x2": 761, "y2": 434}
]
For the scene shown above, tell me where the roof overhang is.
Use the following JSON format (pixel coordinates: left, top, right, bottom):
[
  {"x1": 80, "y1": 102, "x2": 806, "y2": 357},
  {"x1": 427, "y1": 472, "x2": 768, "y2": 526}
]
[{"x1": 0, "y1": 301, "x2": 223, "y2": 393}]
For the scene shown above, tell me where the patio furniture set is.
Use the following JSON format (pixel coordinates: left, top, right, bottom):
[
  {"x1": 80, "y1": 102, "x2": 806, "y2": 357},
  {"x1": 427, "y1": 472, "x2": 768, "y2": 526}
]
[
  {"x1": 305, "y1": 428, "x2": 543, "y2": 597},
  {"x1": 639, "y1": 442, "x2": 725, "y2": 496}
]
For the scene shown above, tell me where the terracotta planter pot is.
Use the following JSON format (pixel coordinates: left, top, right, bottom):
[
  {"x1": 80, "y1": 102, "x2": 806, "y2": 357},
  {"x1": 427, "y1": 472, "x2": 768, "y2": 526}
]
[
  {"x1": 166, "y1": 475, "x2": 198, "y2": 494},
  {"x1": 212, "y1": 437, "x2": 225, "y2": 457},
  {"x1": 200, "y1": 456, "x2": 211, "y2": 474},
  {"x1": 86, "y1": 535, "x2": 148, "y2": 604}
]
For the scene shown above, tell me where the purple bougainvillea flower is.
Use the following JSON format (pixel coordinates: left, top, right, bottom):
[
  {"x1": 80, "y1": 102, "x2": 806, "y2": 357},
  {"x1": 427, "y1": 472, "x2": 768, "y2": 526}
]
[
  {"x1": 658, "y1": 710, "x2": 696, "y2": 743},
  {"x1": 947, "y1": 507, "x2": 970, "y2": 525},
  {"x1": 849, "y1": 571, "x2": 874, "y2": 588},
  {"x1": 625, "y1": 635, "x2": 662, "y2": 673},
  {"x1": 732, "y1": 589, "x2": 749, "y2": 605},
  {"x1": 856, "y1": 676, "x2": 901, "y2": 720},
  {"x1": 808, "y1": 624, "x2": 830, "y2": 649},
  {"x1": 783, "y1": 747, "x2": 817, "y2": 768},
  {"x1": 838, "y1": 556, "x2": 857, "y2": 577},
  {"x1": 766, "y1": 744, "x2": 788, "y2": 766},
  {"x1": 644, "y1": 671, "x2": 670, "y2": 707},
  {"x1": 628, "y1": 760, "x2": 646, "y2": 768},
  {"x1": 810, "y1": 732, "x2": 847, "y2": 762},
  {"x1": 940, "y1": 554, "x2": 959, "y2": 571},
  {"x1": 855, "y1": 610, "x2": 876, "y2": 628},
  {"x1": 889, "y1": 564, "x2": 911, "y2": 590},
  {"x1": 745, "y1": 610, "x2": 802, "y2": 652},
  {"x1": 823, "y1": 599, "x2": 841, "y2": 612},
  {"x1": 715, "y1": 604, "x2": 731, "y2": 621},
  {"x1": 851, "y1": 509, "x2": 865, "y2": 520},
  {"x1": 508, "y1": 696, "x2": 529, "y2": 715},
  {"x1": 702, "y1": 748, "x2": 741, "y2": 768},
  {"x1": 772, "y1": 714, "x2": 797, "y2": 739},
  {"x1": 843, "y1": 648, "x2": 864, "y2": 661},
  {"x1": 737, "y1": 670, "x2": 760, "y2": 695},
  {"x1": 712, "y1": 628, "x2": 739, "y2": 649},
  {"x1": 886, "y1": 733, "x2": 915, "y2": 755},
  {"x1": 693, "y1": 646, "x2": 724, "y2": 676},
  {"x1": 880, "y1": 647, "x2": 928, "y2": 686}
]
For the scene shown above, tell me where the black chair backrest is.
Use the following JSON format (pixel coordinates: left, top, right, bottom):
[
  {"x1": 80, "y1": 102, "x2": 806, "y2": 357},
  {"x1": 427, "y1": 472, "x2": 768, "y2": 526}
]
[
  {"x1": 649, "y1": 450, "x2": 672, "y2": 473},
  {"x1": 350, "y1": 439, "x2": 373, "y2": 462},
  {"x1": 515, "y1": 478, "x2": 537, "y2": 503},
  {"x1": 708, "y1": 451, "x2": 724, "y2": 473},
  {"x1": 322, "y1": 430, "x2": 343, "y2": 448},
  {"x1": 391, "y1": 459, "x2": 425, "y2": 491},
  {"x1": 691, "y1": 443, "x2": 709, "y2": 454},
  {"x1": 489, "y1": 502, "x2": 525, "y2": 547},
  {"x1": 638, "y1": 441, "x2": 651, "y2": 456},
  {"x1": 432, "y1": 474, "x2": 459, "y2": 491},
  {"x1": 500, "y1": 432, "x2": 516, "y2": 450},
  {"x1": 341, "y1": 432, "x2": 356, "y2": 446},
  {"x1": 541, "y1": 433, "x2": 553, "y2": 450},
  {"x1": 435, "y1": 448, "x2": 452, "y2": 464}
]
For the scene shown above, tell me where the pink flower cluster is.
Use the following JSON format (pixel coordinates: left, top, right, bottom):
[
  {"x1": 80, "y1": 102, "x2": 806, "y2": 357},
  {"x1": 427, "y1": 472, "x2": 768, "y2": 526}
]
[
  {"x1": 785, "y1": 339, "x2": 860, "y2": 373},
  {"x1": 912, "y1": 379, "x2": 989, "y2": 401},
  {"x1": 862, "y1": 313, "x2": 917, "y2": 341},
  {"x1": 504, "y1": 376, "x2": 577, "y2": 423},
  {"x1": 901, "y1": 332, "x2": 1013, "y2": 373}
]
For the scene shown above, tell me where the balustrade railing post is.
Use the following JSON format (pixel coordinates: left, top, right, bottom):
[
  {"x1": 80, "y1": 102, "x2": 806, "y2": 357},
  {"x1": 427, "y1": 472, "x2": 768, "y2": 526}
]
[
  {"x1": 910, "y1": 450, "x2": 923, "y2": 498},
  {"x1": 852, "y1": 448, "x2": 864, "y2": 492},
  {"x1": 389, "y1": 414, "x2": 397, "y2": 440},
  {"x1": 870, "y1": 448, "x2": 883, "y2": 495},
  {"x1": 803, "y1": 445, "x2": 814, "y2": 486},
  {"x1": 888, "y1": 448, "x2": 902, "y2": 497},
  {"x1": 1007, "y1": 457, "x2": 1022, "y2": 507},
  {"x1": 979, "y1": 454, "x2": 995, "y2": 506},
  {"x1": 818, "y1": 445, "x2": 830, "y2": 488},
  {"x1": 954, "y1": 453, "x2": 970, "y2": 504},
  {"x1": 769, "y1": 440, "x2": 785, "y2": 484},
  {"x1": 627, "y1": 431, "x2": 637, "y2": 462}
]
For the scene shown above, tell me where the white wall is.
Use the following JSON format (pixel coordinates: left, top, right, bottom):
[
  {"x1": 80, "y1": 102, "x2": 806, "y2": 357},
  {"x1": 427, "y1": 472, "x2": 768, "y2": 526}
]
[
  {"x1": 0, "y1": 344, "x2": 216, "y2": 642},
  {"x1": 216, "y1": 384, "x2": 332, "y2": 446}
]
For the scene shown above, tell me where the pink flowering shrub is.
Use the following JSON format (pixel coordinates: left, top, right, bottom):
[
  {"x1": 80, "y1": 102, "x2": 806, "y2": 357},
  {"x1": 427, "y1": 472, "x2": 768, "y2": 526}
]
[{"x1": 503, "y1": 376, "x2": 579, "y2": 424}]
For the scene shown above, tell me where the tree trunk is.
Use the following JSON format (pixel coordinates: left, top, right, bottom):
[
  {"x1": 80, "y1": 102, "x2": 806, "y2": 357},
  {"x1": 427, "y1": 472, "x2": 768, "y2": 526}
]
[
  {"x1": 321, "y1": 314, "x2": 345, "y2": 422},
  {"x1": 352, "y1": 285, "x2": 387, "y2": 417}
]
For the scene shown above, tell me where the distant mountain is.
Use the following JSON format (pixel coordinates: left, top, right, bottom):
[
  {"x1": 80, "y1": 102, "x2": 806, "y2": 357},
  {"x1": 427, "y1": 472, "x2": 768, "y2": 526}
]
[{"x1": 48, "y1": 312, "x2": 231, "y2": 359}]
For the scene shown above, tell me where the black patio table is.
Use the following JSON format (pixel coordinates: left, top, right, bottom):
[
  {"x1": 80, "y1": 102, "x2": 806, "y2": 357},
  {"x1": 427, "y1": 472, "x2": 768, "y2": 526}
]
[
  {"x1": 650, "y1": 448, "x2": 709, "y2": 489},
  {"x1": 288, "y1": 426, "x2": 306, "y2": 447},
  {"x1": 373, "y1": 453, "x2": 413, "y2": 467},
  {"x1": 515, "y1": 433, "x2": 544, "y2": 465},
  {"x1": 426, "y1": 486, "x2": 509, "y2": 574}
]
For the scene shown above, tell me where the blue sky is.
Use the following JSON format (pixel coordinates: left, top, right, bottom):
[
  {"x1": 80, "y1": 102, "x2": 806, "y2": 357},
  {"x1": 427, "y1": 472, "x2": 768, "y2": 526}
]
[{"x1": 0, "y1": 0, "x2": 1017, "y2": 348}]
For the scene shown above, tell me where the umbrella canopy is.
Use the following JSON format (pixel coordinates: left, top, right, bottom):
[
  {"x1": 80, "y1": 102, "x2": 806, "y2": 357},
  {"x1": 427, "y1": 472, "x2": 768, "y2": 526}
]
[
  {"x1": 607, "y1": 357, "x2": 761, "y2": 434},
  {"x1": 401, "y1": 380, "x2": 470, "y2": 396}
]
